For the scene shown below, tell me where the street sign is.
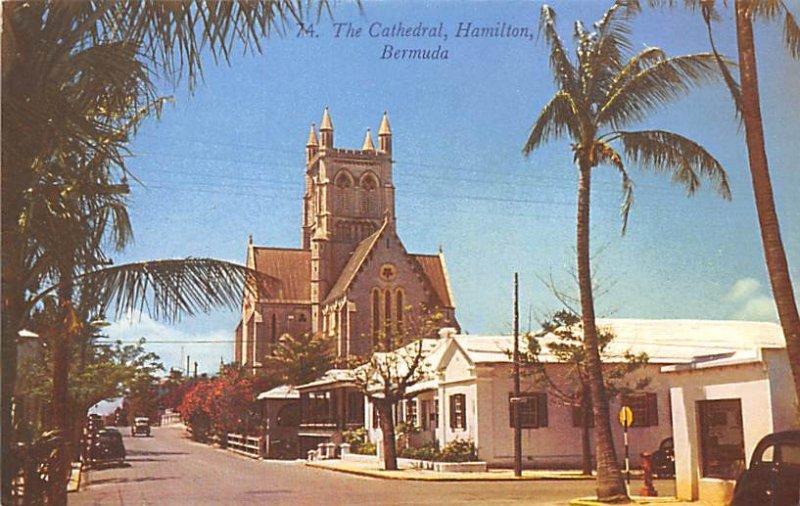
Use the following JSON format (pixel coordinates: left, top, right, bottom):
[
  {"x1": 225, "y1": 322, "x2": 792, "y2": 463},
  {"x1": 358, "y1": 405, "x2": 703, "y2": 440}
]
[
  {"x1": 619, "y1": 405, "x2": 633, "y2": 490},
  {"x1": 619, "y1": 406, "x2": 633, "y2": 428}
]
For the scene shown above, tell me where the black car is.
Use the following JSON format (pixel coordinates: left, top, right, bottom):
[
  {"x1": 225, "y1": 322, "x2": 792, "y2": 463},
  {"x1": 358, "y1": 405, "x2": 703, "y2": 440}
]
[
  {"x1": 731, "y1": 430, "x2": 800, "y2": 506},
  {"x1": 87, "y1": 428, "x2": 126, "y2": 467},
  {"x1": 651, "y1": 437, "x2": 675, "y2": 478},
  {"x1": 131, "y1": 417, "x2": 151, "y2": 437}
]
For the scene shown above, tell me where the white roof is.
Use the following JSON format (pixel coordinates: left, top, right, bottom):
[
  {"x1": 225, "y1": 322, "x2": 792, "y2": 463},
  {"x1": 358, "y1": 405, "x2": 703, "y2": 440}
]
[
  {"x1": 257, "y1": 384, "x2": 300, "y2": 400},
  {"x1": 450, "y1": 319, "x2": 784, "y2": 366},
  {"x1": 296, "y1": 369, "x2": 356, "y2": 390}
]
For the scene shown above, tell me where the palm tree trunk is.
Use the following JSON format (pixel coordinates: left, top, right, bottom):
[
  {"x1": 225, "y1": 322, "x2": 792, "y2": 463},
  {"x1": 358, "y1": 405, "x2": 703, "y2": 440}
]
[
  {"x1": 735, "y1": 0, "x2": 800, "y2": 407},
  {"x1": 580, "y1": 387, "x2": 593, "y2": 476},
  {"x1": 377, "y1": 398, "x2": 398, "y2": 471},
  {"x1": 577, "y1": 161, "x2": 628, "y2": 501},
  {"x1": 48, "y1": 269, "x2": 74, "y2": 505}
]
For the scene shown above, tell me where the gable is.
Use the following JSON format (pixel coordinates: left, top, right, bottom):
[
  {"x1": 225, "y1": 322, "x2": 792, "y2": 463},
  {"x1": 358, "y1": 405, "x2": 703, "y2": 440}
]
[{"x1": 324, "y1": 222, "x2": 454, "y2": 310}]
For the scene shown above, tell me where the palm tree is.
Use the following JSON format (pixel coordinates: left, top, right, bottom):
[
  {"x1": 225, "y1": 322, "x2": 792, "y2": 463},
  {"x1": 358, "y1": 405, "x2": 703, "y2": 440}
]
[
  {"x1": 733, "y1": 0, "x2": 800, "y2": 413},
  {"x1": 523, "y1": 3, "x2": 731, "y2": 500},
  {"x1": 648, "y1": 0, "x2": 800, "y2": 418},
  {"x1": 2, "y1": 2, "x2": 328, "y2": 501}
]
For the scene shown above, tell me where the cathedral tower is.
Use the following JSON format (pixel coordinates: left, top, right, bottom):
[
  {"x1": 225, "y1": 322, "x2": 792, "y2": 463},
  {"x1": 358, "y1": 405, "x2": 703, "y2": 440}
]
[{"x1": 302, "y1": 108, "x2": 396, "y2": 332}]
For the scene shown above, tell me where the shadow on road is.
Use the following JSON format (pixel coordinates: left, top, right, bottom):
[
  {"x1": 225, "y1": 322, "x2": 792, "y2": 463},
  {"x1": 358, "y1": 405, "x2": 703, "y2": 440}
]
[
  {"x1": 126, "y1": 450, "x2": 188, "y2": 456},
  {"x1": 90, "y1": 476, "x2": 177, "y2": 486}
]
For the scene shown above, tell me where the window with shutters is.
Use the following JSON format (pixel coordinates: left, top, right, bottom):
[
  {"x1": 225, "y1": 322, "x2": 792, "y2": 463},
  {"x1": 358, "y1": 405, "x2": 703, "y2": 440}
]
[
  {"x1": 620, "y1": 393, "x2": 659, "y2": 427},
  {"x1": 508, "y1": 393, "x2": 548, "y2": 429},
  {"x1": 449, "y1": 394, "x2": 467, "y2": 430}
]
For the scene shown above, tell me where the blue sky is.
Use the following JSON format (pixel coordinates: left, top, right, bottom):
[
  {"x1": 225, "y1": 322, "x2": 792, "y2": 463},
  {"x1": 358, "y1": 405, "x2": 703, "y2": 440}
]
[{"x1": 106, "y1": 1, "x2": 800, "y2": 374}]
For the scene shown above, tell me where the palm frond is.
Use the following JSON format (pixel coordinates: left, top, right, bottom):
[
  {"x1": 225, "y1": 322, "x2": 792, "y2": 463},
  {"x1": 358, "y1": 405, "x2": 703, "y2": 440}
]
[
  {"x1": 539, "y1": 5, "x2": 581, "y2": 100},
  {"x1": 523, "y1": 92, "x2": 580, "y2": 156},
  {"x1": 61, "y1": 258, "x2": 262, "y2": 323},
  {"x1": 592, "y1": 142, "x2": 635, "y2": 234},
  {"x1": 615, "y1": 129, "x2": 731, "y2": 199},
  {"x1": 701, "y1": 3, "x2": 743, "y2": 119},
  {"x1": 598, "y1": 53, "x2": 724, "y2": 129},
  {"x1": 785, "y1": 6, "x2": 800, "y2": 59}
]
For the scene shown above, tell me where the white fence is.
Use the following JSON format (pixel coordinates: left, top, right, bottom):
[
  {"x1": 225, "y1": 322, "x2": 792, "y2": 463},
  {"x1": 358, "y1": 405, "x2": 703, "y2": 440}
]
[
  {"x1": 226, "y1": 433, "x2": 266, "y2": 459},
  {"x1": 160, "y1": 412, "x2": 182, "y2": 426}
]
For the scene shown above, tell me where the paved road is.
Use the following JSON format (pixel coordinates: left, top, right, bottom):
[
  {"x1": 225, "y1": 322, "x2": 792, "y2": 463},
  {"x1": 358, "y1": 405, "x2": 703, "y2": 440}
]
[{"x1": 72, "y1": 426, "x2": 674, "y2": 505}]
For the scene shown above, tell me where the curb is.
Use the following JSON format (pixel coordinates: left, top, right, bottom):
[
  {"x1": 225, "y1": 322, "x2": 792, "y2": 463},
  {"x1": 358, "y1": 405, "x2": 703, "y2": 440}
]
[
  {"x1": 305, "y1": 462, "x2": 595, "y2": 482},
  {"x1": 570, "y1": 497, "x2": 684, "y2": 505}
]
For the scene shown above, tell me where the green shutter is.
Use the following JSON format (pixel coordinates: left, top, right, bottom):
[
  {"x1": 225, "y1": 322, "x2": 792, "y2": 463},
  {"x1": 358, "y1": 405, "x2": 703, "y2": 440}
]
[
  {"x1": 646, "y1": 393, "x2": 658, "y2": 427},
  {"x1": 538, "y1": 393, "x2": 548, "y2": 428}
]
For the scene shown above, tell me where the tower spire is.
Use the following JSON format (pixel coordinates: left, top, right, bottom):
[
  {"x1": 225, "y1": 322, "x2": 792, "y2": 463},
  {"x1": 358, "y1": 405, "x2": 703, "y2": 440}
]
[
  {"x1": 320, "y1": 107, "x2": 334, "y2": 147},
  {"x1": 378, "y1": 111, "x2": 392, "y2": 155},
  {"x1": 306, "y1": 123, "x2": 318, "y2": 147},
  {"x1": 362, "y1": 129, "x2": 375, "y2": 152}
]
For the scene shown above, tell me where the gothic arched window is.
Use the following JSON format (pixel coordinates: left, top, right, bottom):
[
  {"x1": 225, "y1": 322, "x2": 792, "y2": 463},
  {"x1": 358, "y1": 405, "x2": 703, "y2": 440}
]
[
  {"x1": 395, "y1": 289, "x2": 404, "y2": 335},
  {"x1": 384, "y1": 288, "x2": 392, "y2": 340},
  {"x1": 334, "y1": 170, "x2": 354, "y2": 215},
  {"x1": 359, "y1": 173, "x2": 379, "y2": 215},
  {"x1": 372, "y1": 289, "x2": 381, "y2": 346}
]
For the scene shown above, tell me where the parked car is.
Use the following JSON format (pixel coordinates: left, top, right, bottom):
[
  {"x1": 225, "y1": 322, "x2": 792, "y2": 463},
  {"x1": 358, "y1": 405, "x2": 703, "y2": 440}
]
[
  {"x1": 731, "y1": 430, "x2": 800, "y2": 506},
  {"x1": 651, "y1": 437, "x2": 675, "y2": 478},
  {"x1": 131, "y1": 417, "x2": 151, "y2": 437},
  {"x1": 87, "y1": 428, "x2": 126, "y2": 467}
]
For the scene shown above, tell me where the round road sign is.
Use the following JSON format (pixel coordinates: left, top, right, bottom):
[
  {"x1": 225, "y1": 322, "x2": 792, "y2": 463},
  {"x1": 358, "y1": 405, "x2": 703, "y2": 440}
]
[{"x1": 619, "y1": 406, "x2": 633, "y2": 428}]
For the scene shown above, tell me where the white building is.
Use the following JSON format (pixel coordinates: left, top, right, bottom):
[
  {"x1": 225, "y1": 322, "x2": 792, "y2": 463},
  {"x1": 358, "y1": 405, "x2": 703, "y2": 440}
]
[{"x1": 296, "y1": 318, "x2": 795, "y2": 504}]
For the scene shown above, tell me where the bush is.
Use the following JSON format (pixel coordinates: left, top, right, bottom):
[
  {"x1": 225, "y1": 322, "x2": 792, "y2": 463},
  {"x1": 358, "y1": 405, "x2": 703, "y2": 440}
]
[
  {"x1": 437, "y1": 438, "x2": 477, "y2": 462},
  {"x1": 342, "y1": 427, "x2": 376, "y2": 455},
  {"x1": 399, "y1": 441, "x2": 438, "y2": 461},
  {"x1": 354, "y1": 441, "x2": 377, "y2": 455}
]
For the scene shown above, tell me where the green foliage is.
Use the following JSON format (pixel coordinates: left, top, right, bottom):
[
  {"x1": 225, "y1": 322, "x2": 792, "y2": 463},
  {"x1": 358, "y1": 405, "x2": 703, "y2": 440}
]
[
  {"x1": 522, "y1": 309, "x2": 650, "y2": 407},
  {"x1": 398, "y1": 441, "x2": 438, "y2": 461},
  {"x1": 524, "y1": 0, "x2": 731, "y2": 233},
  {"x1": 437, "y1": 438, "x2": 478, "y2": 463},
  {"x1": 342, "y1": 427, "x2": 376, "y2": 455},
  {"x1": 262, "y1": 333, "x2": 334, "y2": 387}
]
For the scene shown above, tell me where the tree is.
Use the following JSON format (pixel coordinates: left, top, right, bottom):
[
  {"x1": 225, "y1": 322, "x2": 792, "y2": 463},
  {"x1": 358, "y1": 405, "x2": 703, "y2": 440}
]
[
  {"x1": 351, "y1": 310, "x2": 447, "y2": 471},
  {"x1": 523, "y1": 2, "x2": 731, "y2": 499},
  {"x1": 645, "y1": 0, "x2": 800, "y2": 420},
  {"x1": 522, "y1": 310, "x2": 649, "y2": 476},
  {"x1": 262, "y1": 333, "x2": 334, "y2": 387},
  {"x1": 1, "y1": 2, "x2": 328, "y2": 501}
]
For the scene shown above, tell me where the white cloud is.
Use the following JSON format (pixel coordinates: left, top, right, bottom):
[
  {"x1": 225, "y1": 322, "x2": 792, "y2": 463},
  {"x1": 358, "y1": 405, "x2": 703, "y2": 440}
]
[
  {"x1": 724, "y1": 277, "x2": 762, "y2": 303},
  {"x1": 731, "y1": 294, "x2": 777, "y2": 321},
  {"x1": 106, "y1": 311, "x2": 232, "y2": 376},
  {"x1": 724, "y1": 277, "x2": 777, "y2": 322}
]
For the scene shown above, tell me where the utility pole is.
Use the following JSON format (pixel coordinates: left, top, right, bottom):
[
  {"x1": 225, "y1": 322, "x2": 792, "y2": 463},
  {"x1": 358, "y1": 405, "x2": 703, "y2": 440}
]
[
  {"x1": 186, "y1": 355, "x2": 190, "y2": 378},
  {"x1": 193, "y1": 361, "x2": 198, "y2": 379},
  {"x1": 513, "y1": 272, "x2": 522, "y2": 477}
]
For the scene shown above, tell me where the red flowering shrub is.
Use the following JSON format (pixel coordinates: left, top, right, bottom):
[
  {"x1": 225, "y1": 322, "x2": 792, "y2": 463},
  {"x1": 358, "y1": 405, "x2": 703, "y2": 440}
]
[{"x1": 177, "y1": 366, "x2": 262, "y2": 443}]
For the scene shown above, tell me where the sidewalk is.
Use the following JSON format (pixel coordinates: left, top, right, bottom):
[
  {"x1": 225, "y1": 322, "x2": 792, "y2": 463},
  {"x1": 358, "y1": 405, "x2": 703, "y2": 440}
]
[{"x1": 306, "y1": 458, "x2": 595, "y2": 481}]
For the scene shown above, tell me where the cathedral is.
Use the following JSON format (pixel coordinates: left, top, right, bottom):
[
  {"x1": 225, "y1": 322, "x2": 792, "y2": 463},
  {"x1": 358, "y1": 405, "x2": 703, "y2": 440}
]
[{"x1": 234, "y1": 109, "x2": 457, "y2": 367}]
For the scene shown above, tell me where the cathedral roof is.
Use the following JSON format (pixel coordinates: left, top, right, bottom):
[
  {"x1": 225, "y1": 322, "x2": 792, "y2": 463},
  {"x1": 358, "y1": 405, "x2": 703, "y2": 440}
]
[
  {"x1": 252, "y1": 247, "x2": 311, "y2": 303},
  {"x1": 410, "y1": 254, "x2": 454, "y2": 307}
]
